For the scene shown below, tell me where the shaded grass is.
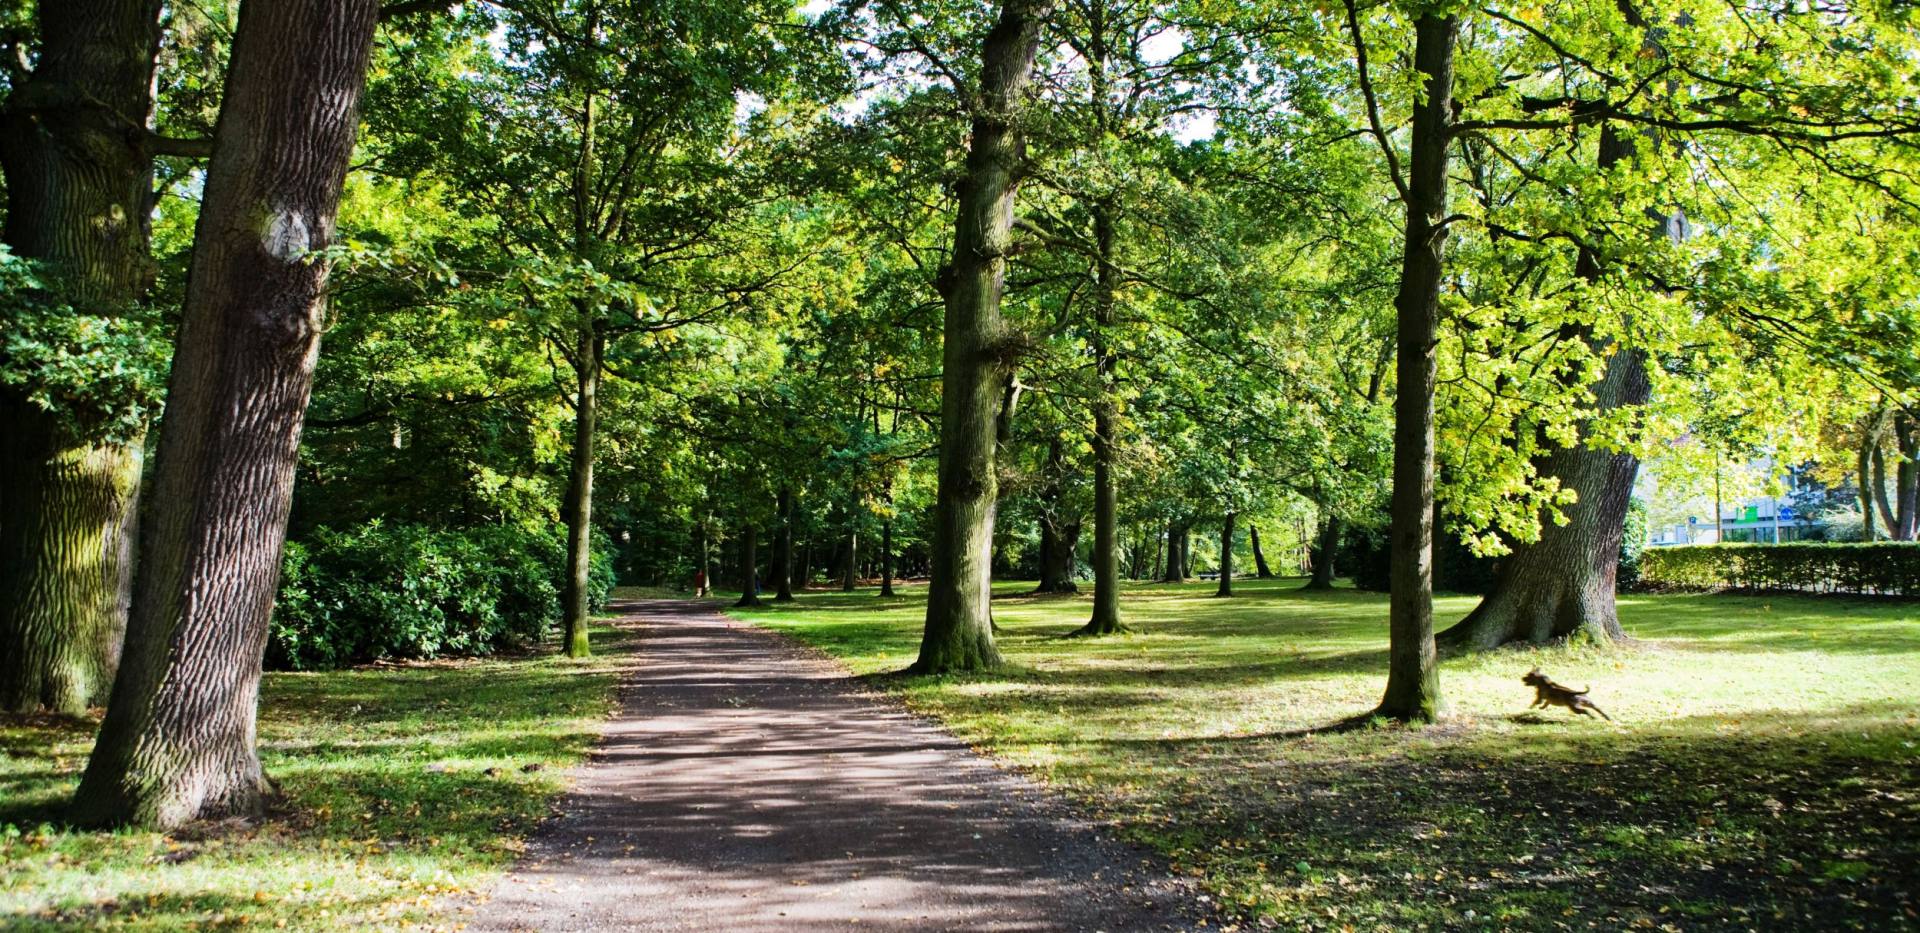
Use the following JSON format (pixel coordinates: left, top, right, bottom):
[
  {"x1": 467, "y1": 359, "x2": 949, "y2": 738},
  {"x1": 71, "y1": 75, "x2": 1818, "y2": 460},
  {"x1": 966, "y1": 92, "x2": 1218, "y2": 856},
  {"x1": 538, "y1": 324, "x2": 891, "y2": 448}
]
[
  {"x1": 1, "y1": 618, "x2": 634, "y2": 930},
  {"x1": 735, "y1": 578, "x2": 1920, "y2": 931}
]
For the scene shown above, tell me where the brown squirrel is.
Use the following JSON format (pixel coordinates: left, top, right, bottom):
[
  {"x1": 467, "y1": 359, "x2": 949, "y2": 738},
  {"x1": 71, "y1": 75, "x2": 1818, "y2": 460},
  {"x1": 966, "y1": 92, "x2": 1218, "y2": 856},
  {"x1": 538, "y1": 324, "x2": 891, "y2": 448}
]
[{"x1": 1522, "y1": 668, "x2": 1611, "y2": 721}]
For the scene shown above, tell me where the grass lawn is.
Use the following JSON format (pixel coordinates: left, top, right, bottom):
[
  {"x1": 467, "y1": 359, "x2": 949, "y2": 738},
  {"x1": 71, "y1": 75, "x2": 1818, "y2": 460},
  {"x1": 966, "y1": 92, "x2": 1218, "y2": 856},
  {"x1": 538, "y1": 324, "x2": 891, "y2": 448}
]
[
  {"x1": 735, "y1": 578, "x2": 1920, "y2": 932},
  {"x1": 0, "y1": 621, "x2": 631, "y2": 931}
]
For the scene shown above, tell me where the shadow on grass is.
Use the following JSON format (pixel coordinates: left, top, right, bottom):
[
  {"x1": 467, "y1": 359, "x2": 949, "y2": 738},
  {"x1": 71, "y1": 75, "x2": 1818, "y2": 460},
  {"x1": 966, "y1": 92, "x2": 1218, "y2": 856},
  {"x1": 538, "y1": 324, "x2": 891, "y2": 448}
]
[{"x1": 1090, "y1": 704, "x2": 1920, "y2": 929}]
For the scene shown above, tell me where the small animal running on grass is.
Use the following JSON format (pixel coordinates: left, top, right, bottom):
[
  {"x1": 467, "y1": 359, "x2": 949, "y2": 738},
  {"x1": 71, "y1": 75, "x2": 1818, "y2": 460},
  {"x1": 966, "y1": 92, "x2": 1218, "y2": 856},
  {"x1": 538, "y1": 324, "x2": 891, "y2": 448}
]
[{"x1": 1522, "y1": 668, "x2": 1612, "y2": 721}]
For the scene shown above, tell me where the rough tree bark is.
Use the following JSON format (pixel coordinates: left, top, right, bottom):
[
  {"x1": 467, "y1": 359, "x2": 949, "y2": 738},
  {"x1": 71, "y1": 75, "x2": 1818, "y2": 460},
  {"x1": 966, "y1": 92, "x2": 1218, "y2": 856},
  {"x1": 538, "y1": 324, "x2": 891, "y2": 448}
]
[
  {"x1": 1215, "y1": 512, "x2": 1237, "y2": 597},
  {"x1": 774, "y1": 488, "x2": 794, "y2": 601},
  {"x1": 1074, "y1": 201, "x2": 1124, "y2": 635},
  {"x1": 734, "y1": 524, "x2": 764, "y2": 608},
  {"x1": 1034, "y1": 518, "x2": 1082, "y2": 593},
  {"x1": 1438, "y1": 117, "x2": 1654, "y2": 648},
  {"x1": 1305, "y1": 516, "x2": 1340, "y2": 590},
  {"x1": 1375, "y1": 12, "x2": 1457, "y2": 724},
  {"x1": 70, "y1": 0, "x2": 381, "y2": 828},
  {"x1": 0, "y1": 0, "x2": 163, "y2": 715},
  {"x1": 1439, "y1": 346, "x2": 1648, "y2": 647},
  {"x1": 911, "y1": 0, "x2": 1052, "y2": 674},
  {"x1": 1249, "y1": 524, "x2": 1274, "y2": 578}
]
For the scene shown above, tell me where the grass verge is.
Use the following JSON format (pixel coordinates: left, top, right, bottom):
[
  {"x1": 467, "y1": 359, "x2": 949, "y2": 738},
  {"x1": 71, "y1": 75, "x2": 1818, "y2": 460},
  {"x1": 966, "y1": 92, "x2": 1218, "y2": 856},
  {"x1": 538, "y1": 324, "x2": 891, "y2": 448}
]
[
  {"x1": 1, "y1": 619, "x2": 632, "y2": 930},
  {"x1": 735, "y1": 578, "x2": 1920, "y2": 932}
]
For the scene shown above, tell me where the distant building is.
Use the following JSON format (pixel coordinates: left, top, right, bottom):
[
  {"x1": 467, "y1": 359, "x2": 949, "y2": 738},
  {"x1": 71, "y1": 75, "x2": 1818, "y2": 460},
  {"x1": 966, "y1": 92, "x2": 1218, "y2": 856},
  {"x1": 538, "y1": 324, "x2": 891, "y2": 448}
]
[{"x1": 1646, "y1": 463, "x2": 1846, "y2": 546}]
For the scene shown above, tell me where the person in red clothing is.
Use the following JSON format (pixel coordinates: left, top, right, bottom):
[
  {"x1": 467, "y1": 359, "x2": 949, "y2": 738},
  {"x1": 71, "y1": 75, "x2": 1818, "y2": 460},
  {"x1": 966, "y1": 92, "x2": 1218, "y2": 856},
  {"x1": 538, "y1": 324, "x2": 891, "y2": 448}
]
[{"x1": 693, "y1": 567, "x2": 709, "y2": 597}]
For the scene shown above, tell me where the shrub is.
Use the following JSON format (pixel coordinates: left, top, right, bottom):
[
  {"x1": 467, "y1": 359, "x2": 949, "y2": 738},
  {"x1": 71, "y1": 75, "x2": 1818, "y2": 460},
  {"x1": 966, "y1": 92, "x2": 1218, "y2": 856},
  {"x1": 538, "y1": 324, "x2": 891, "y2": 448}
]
[
  {"x1": 1638, "y1": 542, "x2": 1920, "y2": 597},
  {"x1": 270, "y1": 521, "x2": 615, "y2": 670}
]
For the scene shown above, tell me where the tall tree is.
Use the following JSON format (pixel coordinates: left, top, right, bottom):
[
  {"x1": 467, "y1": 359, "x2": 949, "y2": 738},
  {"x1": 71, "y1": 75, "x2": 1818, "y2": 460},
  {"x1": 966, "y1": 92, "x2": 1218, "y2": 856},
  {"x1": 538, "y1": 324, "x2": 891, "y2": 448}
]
[
  {"x1": 0, "y1": 0, "x2": 165, "y2": 714},
  {"x1": 73, "y1": 0, "x2": 381, "y2": 828},
  {"x1": 911, "y1": 0, "x2": 1054, "y2": 673},
  {"x1": 1366, "y1": 5, "x2": 1455, "y2": 723}
]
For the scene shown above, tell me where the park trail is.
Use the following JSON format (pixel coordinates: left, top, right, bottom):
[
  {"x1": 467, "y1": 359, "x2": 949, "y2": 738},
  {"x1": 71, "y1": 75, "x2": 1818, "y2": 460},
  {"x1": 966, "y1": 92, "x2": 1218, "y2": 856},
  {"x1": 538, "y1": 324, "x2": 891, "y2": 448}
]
[{"x1": 468, "y1": 598, "x2": 1200, "y2": 932}]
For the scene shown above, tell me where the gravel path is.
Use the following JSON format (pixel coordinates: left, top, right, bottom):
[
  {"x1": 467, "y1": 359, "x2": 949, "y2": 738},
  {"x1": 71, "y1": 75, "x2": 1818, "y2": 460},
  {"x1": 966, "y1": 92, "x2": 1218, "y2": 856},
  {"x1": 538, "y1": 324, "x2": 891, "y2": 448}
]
[{"x1": 470, "y1": 598, "x2": 1199, "y2": 932}]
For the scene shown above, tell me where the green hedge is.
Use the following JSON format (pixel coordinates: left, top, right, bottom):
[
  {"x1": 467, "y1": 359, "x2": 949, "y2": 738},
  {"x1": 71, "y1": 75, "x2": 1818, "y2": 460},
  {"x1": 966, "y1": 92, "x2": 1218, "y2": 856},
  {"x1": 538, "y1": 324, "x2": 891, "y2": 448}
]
[
  {"x1": 270, "y1": 522, "x2": 615, "y2": 670},
  {"x1": 1638, "y1": 543, "x2": 1920, "y2": 597}
]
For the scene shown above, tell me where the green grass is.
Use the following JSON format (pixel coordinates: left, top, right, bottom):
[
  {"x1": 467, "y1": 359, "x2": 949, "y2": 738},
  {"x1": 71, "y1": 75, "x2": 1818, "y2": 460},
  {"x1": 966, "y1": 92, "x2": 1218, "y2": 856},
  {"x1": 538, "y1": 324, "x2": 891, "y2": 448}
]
[
  {"x1": 1, "y1": 621, "x2": 630, "y2": 930},
  {"x1": 735, "y1": 578, "x2": 1920, "y2": 932}
]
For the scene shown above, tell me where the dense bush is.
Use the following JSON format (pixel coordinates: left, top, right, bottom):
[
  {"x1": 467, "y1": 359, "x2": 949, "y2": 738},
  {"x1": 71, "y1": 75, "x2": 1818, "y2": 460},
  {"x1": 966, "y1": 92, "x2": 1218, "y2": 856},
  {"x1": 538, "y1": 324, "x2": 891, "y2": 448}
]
[
  {"x1": 270, "y1": 521, "x2": 614, "y2": 670},
  {"x1": 1639, "y1": 543, "x2": 1920, "y2": 597}
]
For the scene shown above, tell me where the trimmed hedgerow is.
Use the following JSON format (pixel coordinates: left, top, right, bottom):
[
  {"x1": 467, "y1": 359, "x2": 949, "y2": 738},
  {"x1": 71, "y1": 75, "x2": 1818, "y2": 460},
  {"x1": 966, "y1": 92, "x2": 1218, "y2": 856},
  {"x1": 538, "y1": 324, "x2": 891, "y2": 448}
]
[
  {"x1": 1639, "y1": 542, "x2": 1920, "y2": 597},
  {"x1": 270, "y1": 521, "x2": 614, "y2": 670}
]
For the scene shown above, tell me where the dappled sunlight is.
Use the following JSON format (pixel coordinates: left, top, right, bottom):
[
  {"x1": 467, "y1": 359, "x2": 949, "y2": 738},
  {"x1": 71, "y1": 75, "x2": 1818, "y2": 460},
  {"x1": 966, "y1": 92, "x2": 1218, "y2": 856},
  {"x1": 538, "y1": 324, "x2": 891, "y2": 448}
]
[
  {"x1": 750, "y1": 579, "x2": 1920, "y2": 928},
  {"x1": 0, "y1": 620, "x2": 628, "y2": 929}
]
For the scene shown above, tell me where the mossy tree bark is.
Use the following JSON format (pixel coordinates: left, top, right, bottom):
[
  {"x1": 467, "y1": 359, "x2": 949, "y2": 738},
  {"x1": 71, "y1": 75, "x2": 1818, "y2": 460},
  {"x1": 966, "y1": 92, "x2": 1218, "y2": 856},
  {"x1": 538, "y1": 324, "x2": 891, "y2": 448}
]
[
  {"x1": 71, "y1": 0, "x2": 381, "y2": 828},
  {"x1": 911, "y1": 0, "x2": 1052, "y2": 674},
  {"x1": 0, "y1": 0, "x2": 164, "y2": 715},
  {"x1": 1374, "y1": 11, "x2": 1456, "y2": 724}
]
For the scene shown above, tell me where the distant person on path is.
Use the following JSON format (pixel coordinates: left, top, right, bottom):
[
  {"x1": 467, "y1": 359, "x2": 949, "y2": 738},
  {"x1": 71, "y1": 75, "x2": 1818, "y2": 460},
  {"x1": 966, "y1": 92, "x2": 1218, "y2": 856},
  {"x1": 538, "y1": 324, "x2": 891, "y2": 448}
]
[{"x1": 694, "y1": 568, "x2": 709, "y2": 597}]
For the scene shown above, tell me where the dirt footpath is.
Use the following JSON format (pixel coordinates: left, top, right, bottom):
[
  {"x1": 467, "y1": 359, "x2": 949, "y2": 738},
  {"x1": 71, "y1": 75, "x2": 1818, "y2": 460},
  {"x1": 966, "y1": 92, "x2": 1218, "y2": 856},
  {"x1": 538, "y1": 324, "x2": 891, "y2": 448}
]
[{"x1": 469, "y1": 599, "x2": 1198, "y2": 932}]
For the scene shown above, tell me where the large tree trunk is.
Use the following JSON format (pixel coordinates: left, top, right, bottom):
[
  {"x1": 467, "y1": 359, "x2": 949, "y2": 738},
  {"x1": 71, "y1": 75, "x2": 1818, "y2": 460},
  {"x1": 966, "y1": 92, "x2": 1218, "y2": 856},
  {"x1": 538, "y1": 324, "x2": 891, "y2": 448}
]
[
  {"x1": 1305, "y1": 516, "x2": 1340, "y2": 590},
  {"x1": 734, "y1": 524, "x2": 764, "y2": 607},
  {"x1": 0, "y1": 0, "x2": 163, "y2": 715},
  {"x1": 560, "y1": 320, "x2": 601, "y2": 658},
  {"x1": 774, "y1": 488, "x2": 795, "y2": 601},
  {"x1": 1215, "y1": 512, "x2": 1237, "y2": 597},
  {"x1": 71, "y1": 0, "x2": 380, "y2": 828},
  {"x1": 1375, "y1": 13, "x2": 1457, "y2": 724},
  {"x1": 1035, "y1": 519, "x2": 1081, "y2": 593},
  {"x1": 912, "y1": 0, "x2": 1050, "y2": 674},
  {"x1": 1032, "y1": 438, "x2": 1080, "y2": 594},
  {"x1": 1439, "y1": 116, "x2": 1654, "y2": 648},
  {"x1": 1439, "y1": 349, "x2": 1648, "y2": 647},
  {"x1": 1249, "y1": 523, "x2": 1274, "y2": 578}
]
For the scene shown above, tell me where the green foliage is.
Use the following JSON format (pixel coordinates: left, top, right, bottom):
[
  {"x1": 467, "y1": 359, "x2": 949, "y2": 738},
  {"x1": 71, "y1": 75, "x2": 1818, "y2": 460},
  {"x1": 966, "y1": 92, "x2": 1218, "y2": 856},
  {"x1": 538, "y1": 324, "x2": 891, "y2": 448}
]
[
  {"x1": 1618, "y1": 498, "x2": 1649, "y2": 588},
  {"x1": 0, "y1": 247, "x2": 171, "y2": 443},
  {"x1": 271, "y1": 522, "x2": 613, "y2": 670},
  {"x1": 1640, "y1": 543, "x2": 1920, "y2": 597}
]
